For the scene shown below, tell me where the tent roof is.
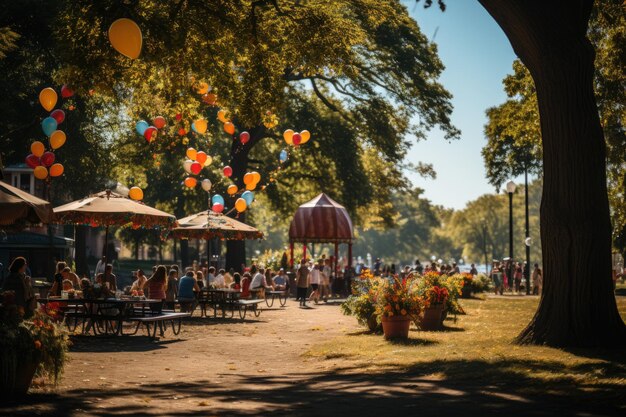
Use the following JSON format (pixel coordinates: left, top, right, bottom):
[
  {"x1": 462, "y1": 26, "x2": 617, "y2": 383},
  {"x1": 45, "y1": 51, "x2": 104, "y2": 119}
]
[
  {"x1": 170, "y1": 210, "x2": 263, "y2": 240},
  {"x1": 288, "y1": 193, "x2": 353, "y2": 243},
  {"x1": 0, "y1": 180, "x2": 52, "y2": 226}
]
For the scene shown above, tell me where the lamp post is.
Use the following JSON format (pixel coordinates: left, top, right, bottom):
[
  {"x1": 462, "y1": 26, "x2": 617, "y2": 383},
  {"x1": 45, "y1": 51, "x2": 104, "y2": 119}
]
[
  {"x1": 524, "y1": 167, "x2": 531, "y2": 294},
  {"x1": 506, "y1": 180, "x2": 517, "y2": 288}
]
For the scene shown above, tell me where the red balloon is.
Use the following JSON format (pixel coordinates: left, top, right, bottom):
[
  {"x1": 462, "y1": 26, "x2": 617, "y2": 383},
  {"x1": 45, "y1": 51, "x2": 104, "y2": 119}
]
[
  {"x1": 41, "y1": 151, "x2": 55, "y2": 167},
  {"x1": 178, "y1": 128, "x2": 186, "y2": 136},
  {"x1": 61, "y1": 85, "x2": 74, "y2": 98},
  {"x1": 212, "y1": 203, "x2": 224, "y2": 213},
  {"x1": 190, "y1": 161, "x2": 202, "y2": 175},
  {"x1": 223, "y1": 166, "x2": 233, "y2": 177},
  {"x1": 292, "y1": 133, "x2": 302, "y2": 146},
  {"x1": 25, "y1": 154, "x2": 41, "y2": 168},
  {"x1": 153, "y1": 116, "x2": 166, "y2": 129},
  {"x1": 144, "y1": 126, "x2": 158, "y2": 142},
  {"x1": 175, "y1": 113, "x2": 182, "y2": 121},
  {"x1": 239, "y1": 131, "x2": 250, "y2": 144},
  {"x1": 50, "y1": 109, "x2": 65, "y2": 124}
]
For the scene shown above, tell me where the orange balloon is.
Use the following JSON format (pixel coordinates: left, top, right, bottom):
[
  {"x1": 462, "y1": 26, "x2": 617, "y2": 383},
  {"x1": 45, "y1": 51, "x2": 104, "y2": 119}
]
[
  {"x1": 49, "y1": 130, "x2": 66, "y2": 150},
  {"x1": 217, "y1": 109, "x2": 229, "y2": 123},
  {"x1": 184, "y1": 177, "x2": 197, "y2": 188},
  {"x1": 39, "y1": 88, "x2": 57, "y2": 112},
  {"x1": 186, "y1": 147, "x2": 197, "y2": 160},
  {"x1": 202, "y1": 93, "x2": 217, "y2": 105},
  {"x1": 195, "y1": 151, "x2": 208, "y2": 165},
  {"x1": 108, "y1": 18, "x2": 142, "y2": 59},
  {"x1": 31, "y1": 141, "x2": 45, "y2": 157},
  {"x1": 227, "y1": 185, "x2": 238, "y2": 195},
  {"x1": 196, "y1": 82, "x2": 209, "y2": 95},
  {"x1": 245, "y1": 182, "x2": 257, "y2": 191},
  {"x1": 251, "y1": 171, "x2": 261, "y2": 184},
  {"x1": 49, "y1": 163, "x2": 64, "y2": 178},
  {"x1": 194, "y1": 119, "x2": 208, "y2": 134},
  {"x1": 224, "y1": 122, "x2": 235, "y2": 135},
  {"x1": 34, "y1": 166, "x2": 48, "y2": 180},
  {"x1": 235, "y1": 198, "x2": 247, "y2": 213},
  {"x1": 129, "y1": 186, "x2": 143, "y2": 200},
  {"x1": 300, "y1": 130, "x2": 311, "y2": 144},
  {"x1": 243, "y1": 172, "x2": 254, "y2": 185}
]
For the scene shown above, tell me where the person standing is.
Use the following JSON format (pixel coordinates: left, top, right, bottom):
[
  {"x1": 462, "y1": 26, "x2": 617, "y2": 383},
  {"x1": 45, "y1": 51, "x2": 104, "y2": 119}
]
[
  {"x1": 491, "y1": 262, "x2": 503, "y2": 295},
  {"x1": 1, "y1": 257, "x2": 36, "y2": 318},
  {"x1": 165, "y1": 269, "x2": 179, "y2": 309},
  {"x1": 95, "y1": 256, "x2": 106, "y2": 277},
  {"x1": 514, "y1": 262, "x2": 523, "y2": 293},
  {"x1": 308, "y1": 262, "x2": 321, "y2": 304},
  {"x1": 50, "y1": 261, "x2": 67, "y2": 297},
  {"x1": 469, "y1": 264, "x2": 478, "y2": 276},
  {"x1": 321, "y1": 259, "x2": 331, "y2": 301},
  {"x1": 414, "y1": 259, "x2": 424, "y2": 275},
  {"x1": 532, "y1": 263, "x2": 543, "y2": 295},
  {"x1": 296, "y1": 260, "x2": 310, "y2": 307}
]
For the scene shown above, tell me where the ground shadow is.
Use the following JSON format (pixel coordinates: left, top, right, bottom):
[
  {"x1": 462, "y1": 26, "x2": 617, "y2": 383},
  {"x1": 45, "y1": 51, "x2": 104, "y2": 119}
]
[
  {"x1": 70, "y1": 336, "x2": 182, "y2": 353},
  {"x1": 4, "y1": 356, "x2": 625, "y2": 417}
]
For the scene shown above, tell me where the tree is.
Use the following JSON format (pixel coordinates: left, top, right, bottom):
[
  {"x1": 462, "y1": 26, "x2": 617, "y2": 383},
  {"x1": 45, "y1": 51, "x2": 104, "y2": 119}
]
[{"x1": 51, "y1": 0, "x2": 458, "y2": 269}]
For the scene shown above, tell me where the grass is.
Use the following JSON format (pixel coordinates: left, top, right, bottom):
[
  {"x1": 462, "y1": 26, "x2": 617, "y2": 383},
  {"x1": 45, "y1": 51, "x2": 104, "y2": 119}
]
[{"x1": 306, "y1": 295, "x2": 626, "y2": 406}]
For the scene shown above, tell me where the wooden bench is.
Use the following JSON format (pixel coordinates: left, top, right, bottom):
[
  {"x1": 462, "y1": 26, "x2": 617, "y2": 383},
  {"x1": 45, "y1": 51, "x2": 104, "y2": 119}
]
[{"x1": 127, "y1": 312, "x2": 191, "y2": 339}]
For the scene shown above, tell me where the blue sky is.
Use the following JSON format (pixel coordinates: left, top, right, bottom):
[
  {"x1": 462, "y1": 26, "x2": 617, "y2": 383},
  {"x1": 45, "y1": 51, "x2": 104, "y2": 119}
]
[{"x1": 403, "y1": 1, "x2": 518, "y2": 209}]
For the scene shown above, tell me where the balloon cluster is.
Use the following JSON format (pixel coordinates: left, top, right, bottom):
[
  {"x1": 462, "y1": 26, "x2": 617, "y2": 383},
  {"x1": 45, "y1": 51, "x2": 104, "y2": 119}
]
[
  {"x1": 183, "y1": 147, "x2": 213, "y2": 190},
  {"x1": 135, "y1": 115, "x2": 167, "y2": 143},
  {"x1": 26, "y1": 86, "x2": 75, "y2": 180},
  {"x1": 283, "y1": 129, "x2": 311, "y2": 146},
  {"x1": 217, "y1": 109, "x2": 235, "y2": 135}
]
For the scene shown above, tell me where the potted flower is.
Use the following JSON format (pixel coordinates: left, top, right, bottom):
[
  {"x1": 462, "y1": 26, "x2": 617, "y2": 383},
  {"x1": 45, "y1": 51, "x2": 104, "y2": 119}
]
[
  {"x1": 460, "y1": 273, "x2": 473, "y2": 298},
  {"x1": 375, "y1": 276, "x2": 421, "y2": 339},
  {"x1": 0, "y1": 292, "x2": 70, "y2": 397},
  {"x1": 341, "y1": 276, "x2": 382, "y2": 331},
  {"x1": 419, "y1": 285, "x2": 449, "y2": 330}
]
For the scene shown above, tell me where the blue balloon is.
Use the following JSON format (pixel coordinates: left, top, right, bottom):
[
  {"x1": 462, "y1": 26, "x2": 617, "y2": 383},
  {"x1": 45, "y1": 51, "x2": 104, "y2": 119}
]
[
  {"x1": 212, "y1": 194, "x2": 225, "y2": 206},
  {"x1": 135, "y1": 120, "x2": 149, "y2": 136},
  {"x1": 41, "y1": 117, "x2": 57, "y2": 137},
  {"x1": 242, "y1": 191, "x2": 254, "y2": 206},
  {"x1": 191, "y1": 122, "x2": 197, "y2": 133},
  {"x1": 279, "y1": 149, "x2": 288, "y2": 163}
]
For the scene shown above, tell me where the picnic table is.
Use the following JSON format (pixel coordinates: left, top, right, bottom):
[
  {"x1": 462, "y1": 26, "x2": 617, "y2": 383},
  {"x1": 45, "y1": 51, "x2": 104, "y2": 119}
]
[
  {"x1": 264, "y1": 290, "x2": 289, "y2": 308},
  {"x1": 197, "y1": 288, "x2": 264, "y2": 320}
]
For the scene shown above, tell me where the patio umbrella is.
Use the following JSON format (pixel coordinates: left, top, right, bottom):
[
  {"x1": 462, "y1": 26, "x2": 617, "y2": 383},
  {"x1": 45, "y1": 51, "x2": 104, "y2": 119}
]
[
  {"x1": 0, "y1": 180, "x2": 52, "y2": 226},
  {"x1": 170, "y1": 210, "x2": 263, "y2": 241},
  {"x1": 53, "y1": 189, "x2": 177, "y2": 269}
]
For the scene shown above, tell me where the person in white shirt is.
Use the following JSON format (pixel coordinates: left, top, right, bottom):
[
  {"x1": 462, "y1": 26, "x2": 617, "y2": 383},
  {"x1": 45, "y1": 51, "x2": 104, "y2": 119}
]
[
  {"x1": 250, "y1": 267, "x2": 270, "y2": 298},
  {"x1": 214, "y1": 269, "x2": 226, "y2": 288},
  {"x1": 203, "y1": 266, "x2": 216, "y2": 288},
  {"x1": 308, "y1": 261, "x2": 321, "y2": 304},
  {"x1": 321, "y1": 259, "x2": 331, "y2": 302},
  {"x1": 95, "y1": 256, "x2": 106, "y2": 277}
]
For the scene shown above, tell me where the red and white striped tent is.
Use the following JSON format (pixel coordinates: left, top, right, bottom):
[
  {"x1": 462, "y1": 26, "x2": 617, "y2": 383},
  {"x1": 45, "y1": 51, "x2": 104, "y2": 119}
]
[{"x1": 288, "y1": 193, "x2": 354, "y2": 269}]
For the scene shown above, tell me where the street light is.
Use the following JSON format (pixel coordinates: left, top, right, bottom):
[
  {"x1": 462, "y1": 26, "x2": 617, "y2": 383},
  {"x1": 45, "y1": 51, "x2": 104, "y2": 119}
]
[{"x1": 506, "y1": 181, "x2": 516, "y2": 290}]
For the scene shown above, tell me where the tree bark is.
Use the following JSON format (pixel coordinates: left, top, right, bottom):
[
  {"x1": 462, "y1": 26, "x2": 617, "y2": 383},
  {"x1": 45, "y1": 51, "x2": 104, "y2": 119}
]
[{"x1": 479, "y1": 0, "x2": 626, "y2": 346}]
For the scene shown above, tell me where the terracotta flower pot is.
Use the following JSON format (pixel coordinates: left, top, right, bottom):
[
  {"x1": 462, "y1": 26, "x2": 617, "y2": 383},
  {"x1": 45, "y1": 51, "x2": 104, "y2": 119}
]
[
  {"x1": 0, "y1": 355, "x2": 39, "y2": 398},
  {"x1": 381, "y1": 315, "x2": 410, "y2": 339},
  {"x1": 420, "y1": 304, "x2": 444, "y2": 331}
]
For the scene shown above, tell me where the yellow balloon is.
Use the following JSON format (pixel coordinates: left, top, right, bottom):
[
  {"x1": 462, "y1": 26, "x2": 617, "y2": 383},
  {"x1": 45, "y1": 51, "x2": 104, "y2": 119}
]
[
  {"x1": 50, "y1": 130, "x2": 66, "y2": 150},
  {"x1": 203, "y1": 155, "x2": 213, "y2": 167},
  {"x1": 39, "y1": 88, "x2": 57, "y2": 112},
  {"x1": 217, "y1": 109, "x2": 229, "y2": 123},
  {"x1": 49, "y1": 163, "x2": 64, "y2": 178},
  {"x1": 34, "y1": 166, "x2": 48, "y2": 180},
  {"x1": 108, "y1": 18, "x2": 142, "y2": 59},
  {"x1": 31, "y1": 141, "x2": 45, "y2": 157},
  {"x1": 300, "y1": 130, "x2": 311, "y2": 144},
  {"x1": 283, "y1": 129, "x2": 294, "y2": 145},
  {"x1": 196, "y1": 82, "x2": 209, "y2": 95},
  {"x1": 184, "y1": 177, "x2": 197, "y2": 188},
  {"x1": 235, "y1": 198, "x2": 247, "y2": 213},
  {"x1": 194, "y1": 119, "x2": 208, "y2": 134},
  {"x1": 251, "y1": 171, "x2": 261, "y2": 184},
  {"x1": 186, "y1": 147, "x2": 198, "y2": 160},
  {"x1": 227, "y1": 185, "x2": 238, "y2": 195},
  {"x1": 243, "y1": 172, "x2": 254, "y2": 185},
  {"x1": 245, "y1": 182, "x2": 257, "y2": 191},
  {"x1": 224, "y1": 122, "x2": 235, "y2": 135},
  {"x1": 129, "y1": 186, "x2": 143, "y2": 201}
]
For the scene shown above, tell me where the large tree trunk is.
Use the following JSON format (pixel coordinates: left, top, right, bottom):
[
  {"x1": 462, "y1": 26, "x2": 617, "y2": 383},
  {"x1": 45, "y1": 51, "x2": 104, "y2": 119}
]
[{"x1": 479, "y1": 0, "x2": 626, "y2": 346}]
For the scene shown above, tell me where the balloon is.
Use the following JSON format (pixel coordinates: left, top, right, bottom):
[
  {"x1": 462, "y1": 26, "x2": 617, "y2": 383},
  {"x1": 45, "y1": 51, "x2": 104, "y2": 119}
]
[
  {"x1": 41, "y1": 117, "x2": 57, "y2": 137},
  {"x1": 25, "y1": 154, "x2": 41, "y2": 169},
  {"x1": 203, "y1": 155, "x2": 213, "y2": 167},
  {"x1": 242, "y1": 190, "x2": 254, "y2": 206},
  {"x1": 183, "y1": 159, "x2": 193, "y2": 174},
  {"x1": 235, "y1": 198, "x2": 247, "y2": 213},
  {"x1": 292, "y1": 133, "x2": 302, "y2": 146},
  {"x1": 135, "y1": 120, "x2": 149, "y2": 135},
  {"x1": 251, "y1": 171, "x2": 261, "y2": 184},
  {"x1": 190, "y1": 161, "x2": 202, "y2": 175},
  {"x1": 212, "y1": 194, "x2": 225, "y2": 206},
  {"x1": 39, "y1": 88, "x2": 57, "y2": 111},
  {"x1": 217, "y1": 109, "x2": 229, "y2": 123},
  {"x1": 279, "y1": 149, "x2": 288, "y2": 163},
  {"x1": 41, "y1": 151, "x2": 55, "y2": 167},
  {"x1": 224, "y1": 122, "x2": 235, "y2": 135},
  {"x1": 144, "y1": 126, "x2": 158, "y2": 142},
  {"x1": 49, "y1": 163, "x2": 64, "y2": 177},
  {"x1": 227, "y1": 185, "x2": 238, "y2": 195},
  {"x1": 194, "y1": 119, "x2": 208, "y2": 134},
  {"x1": 129, "y1": 186, "x2": 143, "y2": 201},
  {"x1": 239, "y1": 131, "x2": 250, "y2": 144},
  {"x1": 196, "y1": 82, "x2": 209, "y2": 95},
  {"x1": 31, "y1": 141, "x2": 45, "y2": 157},
  {"x1": 195, "y1": 151, "x2": 207, "y2": 165},
  {"x1": 61, "y1": 85, "x2": 74, "y2": 98},
  {"x1": 212, "y1": 203, "x2": 224, "y2": 213},
  {"x1": 245, "y1": 182, "x2": 257, "y2": 191},
  {"x1": 201, "y1": 179, "x2": 212, "y2": 192},
  {"x1": 184, "y1": 177, "x2": 197, "y2": 188},
  {"x1": 34, "y1": 166, "x2": 48, "y2": 180},
  {"x1": 300, "y1": 130, "x2": 311, "y2": 143},
  {"x1": 50, "y1": 130, "x2": 66, "y2": 149},
  {"x1": 50, "y1": 109, "x2": 65, "y2": 124},
  {"x1": 202, "y1": 93, "x2": 217, "y2": 105},
  {"x1": 178, "y1": 128, "x2": 186, "y2": 136},
  {"x1": 108, "y1": 18, "x2": 142, "y2": 59},
  {"x1": 243, "y1": 172, "x2": 254, "y2": 185},
  {"x1": 153, "y1": 116, "x2": 166, "y2": 129},
  {"x1": 186, "y1": 147, "x2": 198, "y2": 160},
  {"x1": 223, "y1": 166, "x2": 233, "y2": 177},
  {"x1": 283, "y1": 129, "x2": 294, "y2": 145}
]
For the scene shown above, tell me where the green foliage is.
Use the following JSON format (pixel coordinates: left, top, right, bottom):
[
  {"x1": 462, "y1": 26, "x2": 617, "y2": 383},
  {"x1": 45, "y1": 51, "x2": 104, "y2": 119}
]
[{"x1": 471, "y1": 273, "x2": 491, "y2": 293}]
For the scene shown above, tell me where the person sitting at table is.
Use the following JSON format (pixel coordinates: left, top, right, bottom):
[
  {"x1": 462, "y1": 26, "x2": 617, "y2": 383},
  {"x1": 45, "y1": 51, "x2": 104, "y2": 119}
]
[
  {"x1": 229, "y1": 273, "x2": 242, "y2": 290},
  {"x1": 240, "y1": 272, "x2": 252, "y2": 298},
  {"x1": 250, "y1": 267, "x2": 271, "y2": 298},
  {"x1": 130, "y1": 269, "x2": 148, "y2": 293},
  {"x1": 223, "y1": 268, "x2": 234, "y2": 287},
  {"x1": 178, "y1": 270, "x2": 200, "y2": 312},
  {"x1": 165, "y1": 269, "x2": 179, "y2": 309},
  {"x1": 264, "y1": 269, "x2": 275, "y2": 290},
  {"x1": 62, "y1": 279, "x2": 74, "y2": 292},
  {"x1": 95, "y1": 264, "x2": 117, "y2": 292},
  {"x1": 61, "y1": 267, "x2": 81, "y2": 289},
  {"x1": 272, "y1": 268, "x2": 288, "y2": 291},
  {"x1": 80, "y1": 278, "x2": 96, "y2": 299},
  {"x1": 1, "y1": 257, "x2": 36, "y2": 318},
  {"x1": 214, "y1": 269, "x2": 226, "y2": 288},
  {"x1": 146, "y1": 266, "x2": 167, "y2": 300},
  {"x1": 50, "y1": 261, "x2": 67, "y2": 297},
  {"x1": 204, "y1": 267, "x2": 217, "y2": 288}
]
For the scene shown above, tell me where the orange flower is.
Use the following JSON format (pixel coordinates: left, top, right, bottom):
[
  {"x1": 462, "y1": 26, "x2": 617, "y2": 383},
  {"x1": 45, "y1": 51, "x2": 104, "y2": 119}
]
[
  {"x1": 401, "y1": 309, "x2": 407, "y2": 316},
  {"x1": 34, "y1": 340, "x2": 42, "y2": 349}
]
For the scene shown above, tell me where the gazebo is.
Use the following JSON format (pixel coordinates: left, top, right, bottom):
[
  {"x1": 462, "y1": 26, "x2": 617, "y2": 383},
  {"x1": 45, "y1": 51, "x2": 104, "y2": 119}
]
[{"x1": 288, "y1": 193, "x2": 354, "y2": 272}]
